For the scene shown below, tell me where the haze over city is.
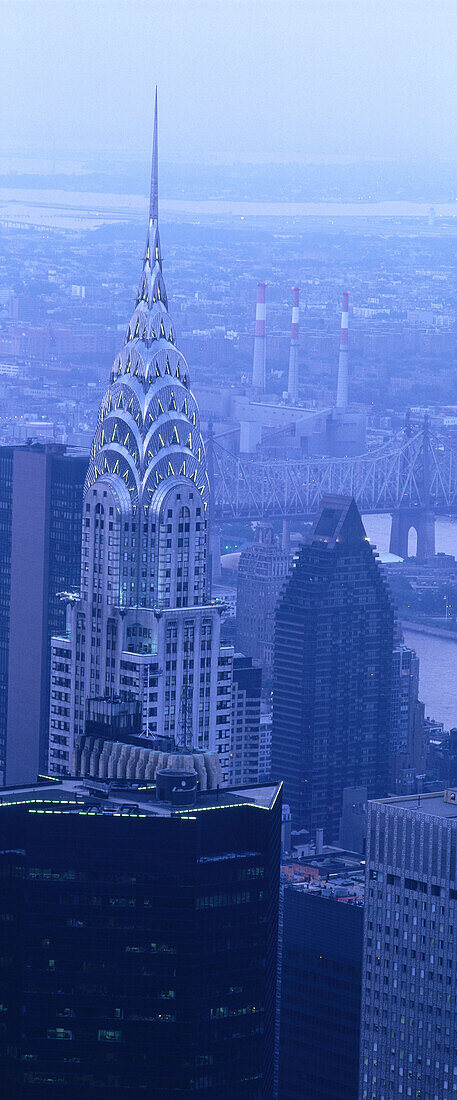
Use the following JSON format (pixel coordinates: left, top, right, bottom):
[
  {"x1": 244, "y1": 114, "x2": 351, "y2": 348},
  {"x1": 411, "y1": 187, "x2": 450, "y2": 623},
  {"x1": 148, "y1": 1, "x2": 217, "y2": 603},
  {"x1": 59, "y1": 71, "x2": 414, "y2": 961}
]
[
  {"x1": 1, "y1": 0, "x2": 457, "y2": 169},
  {"x1": 2, "y1": 3, "x2": 457, "y2": 1098}
]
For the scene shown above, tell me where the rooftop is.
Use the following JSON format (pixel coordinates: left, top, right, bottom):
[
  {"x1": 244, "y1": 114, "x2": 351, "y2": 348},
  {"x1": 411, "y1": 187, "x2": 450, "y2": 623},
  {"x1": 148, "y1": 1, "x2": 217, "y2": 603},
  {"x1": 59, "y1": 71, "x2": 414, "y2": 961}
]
[
  {"x1": 286, "y1": 874, "x2": 365, "y2": 906},
  {"x1": 0, "y1": 776, "x2": 282, "y2": 819},
  {"x1": 377, "y1": 789, "x2": 457, "y2": 820}
]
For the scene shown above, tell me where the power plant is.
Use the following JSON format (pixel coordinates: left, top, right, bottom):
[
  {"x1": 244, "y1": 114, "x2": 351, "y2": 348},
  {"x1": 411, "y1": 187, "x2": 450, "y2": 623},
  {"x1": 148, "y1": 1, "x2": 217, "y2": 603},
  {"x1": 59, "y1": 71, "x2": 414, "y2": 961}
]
[
  {"x1": 251, "y1": 281, "x2": 267, "y2": 391},
  {"x1": 336, "y1": 290, "x2": 349, "y2": 408},
  {"x1": 287, "y1": 285, "x2": 300, "y2": 402}
]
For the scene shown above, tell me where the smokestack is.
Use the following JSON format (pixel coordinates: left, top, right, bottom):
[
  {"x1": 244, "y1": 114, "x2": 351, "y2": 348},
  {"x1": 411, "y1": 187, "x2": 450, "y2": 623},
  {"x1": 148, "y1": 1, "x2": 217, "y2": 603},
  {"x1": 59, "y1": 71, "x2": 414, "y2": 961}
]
[
  {"x1": 252, "y1": 282, "x2": 266, "y2": 391},
  {"x1": 287, "y1": 285, "x2": 300, "y2": 402},
  {"x1": 336, "y1": 290, "x2": 349, "y2": 408}
]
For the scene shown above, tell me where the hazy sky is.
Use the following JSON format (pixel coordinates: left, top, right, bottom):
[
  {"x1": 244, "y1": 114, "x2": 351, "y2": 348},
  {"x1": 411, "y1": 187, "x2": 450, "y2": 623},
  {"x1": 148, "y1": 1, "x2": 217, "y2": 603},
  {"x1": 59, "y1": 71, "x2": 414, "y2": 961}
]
[{"x1": 1, "y1": 0, "x2": 457, "y2": 164}]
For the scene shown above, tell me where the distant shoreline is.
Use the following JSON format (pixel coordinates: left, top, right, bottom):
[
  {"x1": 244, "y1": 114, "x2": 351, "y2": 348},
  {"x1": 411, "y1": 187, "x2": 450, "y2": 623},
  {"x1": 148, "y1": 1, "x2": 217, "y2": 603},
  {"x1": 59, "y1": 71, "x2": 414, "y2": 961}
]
[
  {"x1": 1, "y1": 187, "x2": 457, "y2": 229},
  {"x1": 403, "y1": 620, "x2": 457, "y2": 640}
]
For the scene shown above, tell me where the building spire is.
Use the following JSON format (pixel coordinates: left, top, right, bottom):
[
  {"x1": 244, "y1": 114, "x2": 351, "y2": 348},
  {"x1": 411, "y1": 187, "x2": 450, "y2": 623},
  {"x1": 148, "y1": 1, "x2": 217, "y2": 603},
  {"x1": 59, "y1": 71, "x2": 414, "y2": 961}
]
[
  {"x1": 149, "y1": 87, "x2": 159, "y2": 225},
  {"x1": 84, "y1": 88, "x2": 209, "y2": 519}
]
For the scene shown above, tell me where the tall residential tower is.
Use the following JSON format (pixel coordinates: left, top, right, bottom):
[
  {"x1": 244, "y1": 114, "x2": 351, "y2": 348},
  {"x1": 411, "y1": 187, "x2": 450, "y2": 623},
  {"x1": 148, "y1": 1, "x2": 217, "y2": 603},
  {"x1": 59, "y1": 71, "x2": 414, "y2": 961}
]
[
  {"x1": 271, "y1": 494, "x2": 394, "y2": 838},
  {"x1": 47, "y1": 96, "x2": 233, "y2": 781}
]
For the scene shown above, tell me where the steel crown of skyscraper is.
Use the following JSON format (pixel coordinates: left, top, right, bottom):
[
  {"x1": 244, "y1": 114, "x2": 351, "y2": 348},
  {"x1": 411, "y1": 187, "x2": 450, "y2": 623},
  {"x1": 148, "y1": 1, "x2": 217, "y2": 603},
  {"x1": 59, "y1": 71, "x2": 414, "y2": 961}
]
[
  {"x1": 47, "y1": 93, "x2": 234, "y2": 782},
  {"x1": 85, "y1": 90, "x2": 209, "y2": 517}
]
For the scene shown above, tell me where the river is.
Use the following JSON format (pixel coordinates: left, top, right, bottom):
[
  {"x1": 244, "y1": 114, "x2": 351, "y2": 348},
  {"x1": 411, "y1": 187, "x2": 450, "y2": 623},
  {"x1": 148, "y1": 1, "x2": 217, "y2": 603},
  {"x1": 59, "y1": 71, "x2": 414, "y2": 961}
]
[
  {"x1": 363, "y1": 514, "x2": 457, "y2": 730},
  {"x1": 2, "y1": 188, "x2": 457, "y2": 230}
]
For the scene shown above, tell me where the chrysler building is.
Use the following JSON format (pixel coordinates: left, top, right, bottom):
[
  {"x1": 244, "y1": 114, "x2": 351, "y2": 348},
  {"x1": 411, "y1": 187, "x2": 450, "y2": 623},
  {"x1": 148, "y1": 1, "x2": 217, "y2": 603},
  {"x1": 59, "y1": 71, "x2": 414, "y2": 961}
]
[{"x1": 48, "y1": 95, "x2": 233, "y2": 780}]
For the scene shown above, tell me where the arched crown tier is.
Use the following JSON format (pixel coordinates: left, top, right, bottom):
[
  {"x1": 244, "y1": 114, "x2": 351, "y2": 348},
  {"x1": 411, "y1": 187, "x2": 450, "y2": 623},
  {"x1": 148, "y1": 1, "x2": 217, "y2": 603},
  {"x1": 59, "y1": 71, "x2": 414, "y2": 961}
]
[{"x1": 84, "y1": 93, "x2": 209, "y2": 511}]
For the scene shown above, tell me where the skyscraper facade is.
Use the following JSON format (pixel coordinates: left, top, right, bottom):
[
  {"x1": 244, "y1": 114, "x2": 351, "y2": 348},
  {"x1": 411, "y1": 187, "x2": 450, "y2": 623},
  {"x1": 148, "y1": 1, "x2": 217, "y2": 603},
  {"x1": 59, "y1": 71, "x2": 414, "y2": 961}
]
[
  {"x1": 0, "y1": 443, "x2": 86, "y2": 786},
  {"x1": 389, "y1": 641, "x2": 425, "y2": 793},
  {"x1": 271, "y1": 494, "x2": 394, "y2": 838},
  {"x1": 0, "y1": 775, "x2": 281, "y2": 1097},
  {"x1": 279, "y1": 882, "x2": 363, "y2": 1099},
  {"x1": 230, "y1": 654, "x2": 262, "y2": 785},
  {"x1": 360, "y1": 789, "x2": 457, "y2": 1100},
  {"x1": 236, "y1": 523, "x2": 290, "y2": 677},
  {"x1": 47, "y1": 97, "x2": 233, "y2": 781}
]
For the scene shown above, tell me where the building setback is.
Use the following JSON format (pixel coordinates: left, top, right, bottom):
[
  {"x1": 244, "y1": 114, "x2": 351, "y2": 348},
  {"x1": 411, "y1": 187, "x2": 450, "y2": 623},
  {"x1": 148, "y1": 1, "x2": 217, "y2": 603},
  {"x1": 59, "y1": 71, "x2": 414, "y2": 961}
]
[
  {"x1": 271, "y1": 494, "x2": 394, "y2": 838},
  {"x1": 0, "y1": 444, "x2": 86, "y2": 785},
  {"x1": 360, "y1": 789, "x2": 457, "y2": 1100},
  {"x1": 279, "y1": 883, "x2": 363, "y2": 1099},
  {"x1": 0, "y1": 776, "x2": 281, "y2": 1098}
]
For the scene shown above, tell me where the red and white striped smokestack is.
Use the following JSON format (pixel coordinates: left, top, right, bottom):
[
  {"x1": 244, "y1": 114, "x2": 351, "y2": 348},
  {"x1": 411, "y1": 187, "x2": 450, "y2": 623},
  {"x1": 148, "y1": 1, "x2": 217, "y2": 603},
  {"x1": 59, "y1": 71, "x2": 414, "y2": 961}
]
[
  {"x1": 287, "y1": 286, "x2": 300, "y2": 402},
  {"x1": 336, "y1": 290, "x2": 349, "y2": 409},
  {"x1": 252, "y1": 282, "x2": 267, "y2": 391}
]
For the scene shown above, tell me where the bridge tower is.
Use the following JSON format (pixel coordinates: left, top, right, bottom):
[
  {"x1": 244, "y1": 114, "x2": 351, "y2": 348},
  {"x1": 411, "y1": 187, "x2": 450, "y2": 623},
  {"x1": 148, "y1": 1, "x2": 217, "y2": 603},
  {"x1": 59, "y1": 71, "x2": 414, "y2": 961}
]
[
  {"x1": 389, "y1": 417, "x2": 436, "y2": 560},
  {"x1": 389, "y1": 508, "x2": 435, "y2": 560}
]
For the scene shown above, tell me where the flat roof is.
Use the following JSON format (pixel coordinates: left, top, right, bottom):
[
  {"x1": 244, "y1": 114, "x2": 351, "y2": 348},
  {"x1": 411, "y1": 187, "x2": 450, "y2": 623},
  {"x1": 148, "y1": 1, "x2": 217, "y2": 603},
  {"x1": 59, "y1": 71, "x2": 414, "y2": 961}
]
[
  {"x1": 376, "y1": 790, "x2": 457, "y2": 820},
  {"x1": 0, "y1": 777, "x2": 282, "y2": 819}
]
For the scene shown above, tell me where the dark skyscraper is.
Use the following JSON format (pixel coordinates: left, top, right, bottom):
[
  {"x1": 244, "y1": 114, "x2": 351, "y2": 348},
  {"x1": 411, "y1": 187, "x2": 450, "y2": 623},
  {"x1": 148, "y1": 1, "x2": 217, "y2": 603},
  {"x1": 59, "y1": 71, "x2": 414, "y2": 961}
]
[
  {"x1": 271, "y1": 494, "x2": 394, "y2": 838},
  {"x1": 279, "y1": 882, "x2": 363, "y2": 1099},
  {"x1": 0, "y1": 775, "x2": 281, "y2": 1098},
  {"x1": 230, "y1": 653, "x2": 262, "y2": 785},
  {"x1": 0, "y1": 444, "x2": 86, "y2": 786}
]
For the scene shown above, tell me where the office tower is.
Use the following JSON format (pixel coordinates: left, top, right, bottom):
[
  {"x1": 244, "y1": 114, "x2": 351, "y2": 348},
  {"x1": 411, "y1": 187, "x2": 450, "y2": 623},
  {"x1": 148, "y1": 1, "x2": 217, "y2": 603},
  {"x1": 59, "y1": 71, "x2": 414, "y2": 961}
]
[
  {"x1": 0, "y1": 444, "x2": 86, "y2": 786},
  {"x1": 360, "y1": 789, "x2": 457, "y2": 1100},
  {"x1": 287, "y1": 285, "x2": 300, "y2": 403},
  {"x1": 230, "y1": 654, "x2": 262, "y2": 785},
  {"x1": 236, "y1": 523, "x2": 290, "y2": 677},
  {"x1": 252, "y1": 282, "x2": 267, "y2": 391},
  {"x1": 259, "y1": 711, "x2": 273, "y2": 781},
  {"x1": 0, "y1": 774, "x2": 281, "y2": 1098},
  {"x1": 390, "y1": 641, "x2": 425, "y2": 793},
  {"x1": 47, "y1": 96, "x2": 233, "y2": 782},
  {"x1": 279, "y1": 882, "x2": 363, "y2": 1099},
  {"x1": 339, "y1": 786, "x2": 368, "y2": 854},
  {"x1": 271, "y1": 494, "x2": 394, "y2": 838}
]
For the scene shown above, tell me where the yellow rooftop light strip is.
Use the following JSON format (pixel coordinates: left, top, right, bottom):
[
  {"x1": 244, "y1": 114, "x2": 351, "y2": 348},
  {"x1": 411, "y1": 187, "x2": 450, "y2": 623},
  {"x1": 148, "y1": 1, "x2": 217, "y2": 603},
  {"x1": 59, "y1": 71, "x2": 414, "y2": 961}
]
[{"x1": 176, "y1": 802, "x2": 270, "y2": 815}]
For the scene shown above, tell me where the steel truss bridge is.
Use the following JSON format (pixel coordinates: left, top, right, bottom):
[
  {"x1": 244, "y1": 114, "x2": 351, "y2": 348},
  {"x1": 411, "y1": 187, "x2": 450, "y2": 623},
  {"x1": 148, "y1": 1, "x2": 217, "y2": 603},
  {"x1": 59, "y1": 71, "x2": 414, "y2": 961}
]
[{"x1": 208, "y1": 422, "x2": 457, "y2": 523}]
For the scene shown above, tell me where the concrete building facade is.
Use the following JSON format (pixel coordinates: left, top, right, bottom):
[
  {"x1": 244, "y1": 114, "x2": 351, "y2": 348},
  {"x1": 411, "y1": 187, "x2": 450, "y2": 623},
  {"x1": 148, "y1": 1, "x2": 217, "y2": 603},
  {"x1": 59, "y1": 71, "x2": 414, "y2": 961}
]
[{"x1": 360, "y1": 790, "x2": 457, "y2": 1100}]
